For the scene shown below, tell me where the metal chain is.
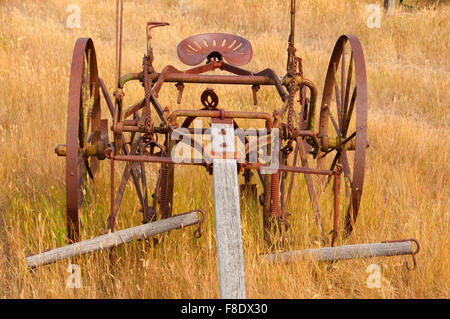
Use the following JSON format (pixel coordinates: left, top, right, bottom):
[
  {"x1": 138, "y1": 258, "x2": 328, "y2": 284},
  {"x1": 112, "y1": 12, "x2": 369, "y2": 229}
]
[
  {"x1": 287, "y1": 56, "x2": 298, "y2": 137},
  {"x1": 143, "y1": 55, "x2": 152, "y2": 141}
]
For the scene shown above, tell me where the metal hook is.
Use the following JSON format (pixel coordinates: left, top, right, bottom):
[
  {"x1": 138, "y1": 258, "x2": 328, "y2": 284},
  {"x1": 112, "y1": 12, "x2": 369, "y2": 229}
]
[
  {"x1": 406, "y1": 238, "x2": 420, "y2": 271},
  {"x1": 382, "y1": 238, "x2": 420, "y2": 271},
  {"x1": 146, "y1": 21, "x2": 169, "y2": 56},
  {"x1": 192, "y1": 209, "x2": 205, "y2": 239},
  {"x1": 176, "y1": 209, "x2": 205, "y2": 239}
]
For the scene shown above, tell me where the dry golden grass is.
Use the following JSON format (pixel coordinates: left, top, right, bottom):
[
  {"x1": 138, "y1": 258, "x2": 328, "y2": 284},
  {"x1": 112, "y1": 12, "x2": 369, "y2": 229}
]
[{"x1": 0, "y1": 0, "x2": 448, "y2": 298}]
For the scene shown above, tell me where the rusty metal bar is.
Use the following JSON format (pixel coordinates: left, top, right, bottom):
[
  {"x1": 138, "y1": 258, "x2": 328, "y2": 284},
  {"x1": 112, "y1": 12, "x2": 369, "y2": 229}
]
[
  {"x1": 112, "y1": 154, "x2": 335, "y2": 176},
  {"x1": 119, "y1": 72, "x2": 141, "y2": 87},
  {"x1": 332, "y1": 171, "x2": 339, "y2": 246},
  {"x1": 121, "y1": 71, "x2": 285, "y2": 87},
  {"x1": 244, "y1": 163, "x2": 335, "y2": 176},
  {"x1": 302, "y1": 78, "x2": 318, "y2": 131},
  {"x1": 149, "y1": 72, "x2": 279, "y2": 86},
  {"x1": 110, "y1": 154, "x2": 115, "y2": 230},
  {"x1": 168, "y1": 109, "x2": 273, "y2": 129}
]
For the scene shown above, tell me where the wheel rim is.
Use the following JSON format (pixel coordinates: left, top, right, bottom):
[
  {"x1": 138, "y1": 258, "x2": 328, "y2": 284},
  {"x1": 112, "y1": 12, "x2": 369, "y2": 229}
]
[
  {"x1": 318, "y1": 35, "x2": 368, "y2": 238},
  {"x1": 66, "y1": 38, "x2": 101, "y2": 242}
]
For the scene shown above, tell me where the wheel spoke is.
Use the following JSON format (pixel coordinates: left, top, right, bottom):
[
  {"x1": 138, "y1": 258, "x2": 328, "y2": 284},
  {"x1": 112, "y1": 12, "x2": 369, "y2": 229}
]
[
  {"x1": 332, "y1": 62, "x2": 342, "y2": 131},
  {"x1": 86, "y1": 49, "x2": 91, "y2": 90},
  {"x1": 343, "y1": 51, "x2": 353, "y2": 123},
  {"x1": 85, "y1": 130, "x2": 98, "y2": 143},
  {"x1": 140, "y1": 162, "x2": 152, "y2": 222},
  {"x1": 325, "y1": 137, "x2": 354, "y2": 190},
  {"x1": 325, "y1": 151, "x2": 340, "y2": 187},
  {"x1": 77, "y1": 154, "x2": 85, "y2": 208},
  {"x1": 343, "y1": 86, "x2": 356, "y2": 137},
  {"x1": 83, "y1": 50, "x2": 95, "y2": 146},
  {"x1": 89, "y1": 158, "x2": 99, "y2": 178},
  {"x1": 282, "y1": 142, "x2": 299, "y2": 209},
  {"x1": 85, "y1": 109, "x2": 91, "y2": 140},
  {"x1": 85, "y1": 156, "x2": 94, "y2": 180},
  {"x1": 80, "y1": 60, "x2": 86, "y2": 146},
  {"x1": 341, "y1": 131, "x2": 356, "y2": 146},
  {"x1": 99, "y1": 78, "x2": 115, "y2": 118},
  {"x1": 341, "y1": 149, "x2": 352, "y2": 188},
  {"x1": 280, "y1": 150, "x2": 289, "y2": 210},
  {"x1": 107, "y1": 160, "x2": 133, "y2": 231},
  {"x1": 85, "y1": 52, "x2": 93, "y2": 142},
  {"x1": 296, "y1": 137, "x2": 324, "y2": 239},
  {"x1": 329, "y1": 111, "x2": 341, "y2": 136}
]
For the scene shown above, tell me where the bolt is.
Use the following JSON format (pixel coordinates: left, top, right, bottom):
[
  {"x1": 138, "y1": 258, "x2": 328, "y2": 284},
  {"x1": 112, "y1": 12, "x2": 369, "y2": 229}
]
[
  {"x1": 220, "y1": 128, "x2": 227, "y2": 135},
  {"x1": 55, "y1": 144, "x2": 67, "y2": 156},
  {"x1": 221, "y1": 142, "x2": 227, "y2": 148}
]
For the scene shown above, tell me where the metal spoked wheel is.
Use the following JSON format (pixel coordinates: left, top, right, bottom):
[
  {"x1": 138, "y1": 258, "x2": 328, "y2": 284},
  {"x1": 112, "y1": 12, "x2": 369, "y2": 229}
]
[
  {"x1": 317, "y1": 35, "x2": 368, "y2": 239},
  {"x1": 66, "y1": 38, "x2": 101, "y2": 242}
]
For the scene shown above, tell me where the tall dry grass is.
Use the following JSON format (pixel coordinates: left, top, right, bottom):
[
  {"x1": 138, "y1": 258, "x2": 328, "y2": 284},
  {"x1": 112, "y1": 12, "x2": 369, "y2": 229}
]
[{"x1": 0, "y1": 0, "x2": 448, "y2": 298}]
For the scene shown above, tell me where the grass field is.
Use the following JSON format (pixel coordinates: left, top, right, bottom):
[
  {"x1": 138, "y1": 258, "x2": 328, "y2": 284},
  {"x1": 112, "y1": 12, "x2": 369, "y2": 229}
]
[{"x1": 0, "y1": 0, "x2": 448, "y2": 298}]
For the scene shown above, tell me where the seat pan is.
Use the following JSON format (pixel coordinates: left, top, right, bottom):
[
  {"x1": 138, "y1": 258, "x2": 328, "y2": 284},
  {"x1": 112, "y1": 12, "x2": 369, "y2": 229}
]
[{"x1": 177, "y1": 33, "x2": 252, "y2": 66}]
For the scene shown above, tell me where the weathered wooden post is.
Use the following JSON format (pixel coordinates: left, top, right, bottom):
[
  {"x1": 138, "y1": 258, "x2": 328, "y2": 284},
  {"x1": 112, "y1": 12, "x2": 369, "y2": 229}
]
[
  {"x1": 261, "y1": 240, "x2": 419, "y2": 267},
  {"x1": 26, "y1": 211, "x2": 200, "y2": 268},
  {"x1": 211, "y1": 121, "x2": 246, "y2": 299},
  {"x1": 384, "y1": 0, "x2": 396, "y2": 12}
]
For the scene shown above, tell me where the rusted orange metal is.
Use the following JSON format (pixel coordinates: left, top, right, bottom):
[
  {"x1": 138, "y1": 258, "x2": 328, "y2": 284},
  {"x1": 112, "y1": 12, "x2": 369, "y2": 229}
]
[{"x1": 57, "y1": 0, "x2": 375, "y2": 253}]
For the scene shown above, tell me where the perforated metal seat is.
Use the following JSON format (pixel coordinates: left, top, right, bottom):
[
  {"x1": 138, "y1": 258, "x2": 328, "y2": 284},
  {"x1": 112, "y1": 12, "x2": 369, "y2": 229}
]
[{"x1": 177, "y1": 33, "x2": 252, "y2": 66}]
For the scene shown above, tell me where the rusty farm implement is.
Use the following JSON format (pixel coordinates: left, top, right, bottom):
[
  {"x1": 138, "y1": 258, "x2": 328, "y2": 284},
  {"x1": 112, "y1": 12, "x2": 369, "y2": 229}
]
[{"x1": 27, "y1": 0, "x2": 419, "y2": 299}]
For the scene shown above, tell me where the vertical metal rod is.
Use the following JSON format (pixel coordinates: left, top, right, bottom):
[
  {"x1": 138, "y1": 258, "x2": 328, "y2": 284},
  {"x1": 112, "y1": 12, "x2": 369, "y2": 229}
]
[
  {"x1": 141, "y1": 162, "x2": 151, "y2": 221},
  {"x1": 118, "y1": 0, "x2": 123, "y2": 81},
  {"x1": 263, "y1": 139, "x2": 272, "y2": 243},
  {"x1": 115, "y1": 0, "x2": 118, "y2": 88},
  {"x1": 290, "y1": 0, "x2": 296, "y2": 41},
  {"x1": 332, "y1": 172, "x2": 339, "y2": 246},
  {"x1": 115, "y1": 0, "x2": 124, "y2": 89},
  {"x1": 286, "y1": 0, "x2": 296, "y2": 71},
  {"x1": 166, "y1": 139, "x2": 175, "y2": 217},
  {"x1": 110, "y1": 155, "x2": 115, "y2": 231},
  {"x1": 159, "y1": 163, "x2": 169, "y2": 219},
  {"x1": 270, "y1": 172, "x2": 280, "y2": 224},
  {"x1": 279, "y1": 152, "x2": 286, "y2": 211}
]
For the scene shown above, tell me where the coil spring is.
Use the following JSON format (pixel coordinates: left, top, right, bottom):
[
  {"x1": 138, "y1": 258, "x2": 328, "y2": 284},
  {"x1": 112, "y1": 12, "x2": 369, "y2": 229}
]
[
  {"x1": 159, "y1": 164, "x2": 169, "y2": 219},
  {"x1": 143, "y1": 55, "x2": 152, "y2": 141},
  {"x1": 287, "y1": 57, "x2": 304, "y2": 136},
  {"x1": 287, "y1": 57, "x2": 298, "y2": 137}
]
